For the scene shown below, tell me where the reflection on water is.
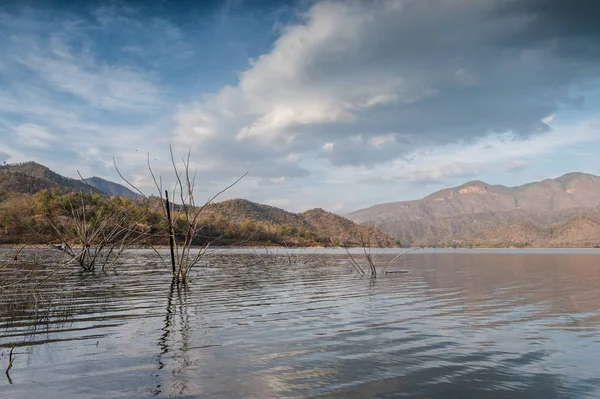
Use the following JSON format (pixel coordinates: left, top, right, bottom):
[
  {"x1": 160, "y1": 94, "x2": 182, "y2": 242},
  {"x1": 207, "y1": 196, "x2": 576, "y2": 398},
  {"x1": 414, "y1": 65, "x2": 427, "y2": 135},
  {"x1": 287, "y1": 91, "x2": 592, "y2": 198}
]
[{"x1": 1, "y1": 250, "x2": 600, "y2": 398}]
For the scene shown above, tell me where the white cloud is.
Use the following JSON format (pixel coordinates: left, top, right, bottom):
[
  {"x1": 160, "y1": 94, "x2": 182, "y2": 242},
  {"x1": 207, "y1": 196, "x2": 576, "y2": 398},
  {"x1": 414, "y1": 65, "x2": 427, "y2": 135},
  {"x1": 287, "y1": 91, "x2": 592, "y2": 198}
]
[
  {"x1": 542, "y1": 114, "x2": 556, "y2": 125},
  {"x1": 173, "y1": 1, "x2": 441, "y2": 155},
  {"x1": 330, "y1": 117, "x2": 600, "y2": 187},
  {"x1": 322, "y1": 142, "x2": 335, "y2": 152},
  {"x1": 269, "y1": 177, "x2": 286, "y2": 184},
  {"x1": 173, "y1": 0, "x2": 600, "y2": 180},
  {"x1": 506, "y1": 160, "x2": 531, "y2": 173},
  {"x1": 16, "y1": 41, "x2": 163, "y2": 112},
  {"x1": 0, "y1": 141, "x2": 35, "y2": 166},
  {"x1": 263, "y1": 198, "x2": 291, "y2": 208},
  {"x1": 280, "y1": 153, "x2": 300, "y2": 163},
  {"x1": 369, "y1": 134, "x2": 396, "y2": 148},
  {"x1": 15, "y1": 123, "x2": 57, "y2": 148}
]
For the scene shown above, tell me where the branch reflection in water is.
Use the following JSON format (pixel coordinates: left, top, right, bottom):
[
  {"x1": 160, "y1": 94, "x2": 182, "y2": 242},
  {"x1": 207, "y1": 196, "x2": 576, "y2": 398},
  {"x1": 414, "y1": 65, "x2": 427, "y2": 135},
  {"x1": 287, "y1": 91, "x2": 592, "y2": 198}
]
[{"x1": 154, "y1": 278, "x2": 194, "y2": 397}]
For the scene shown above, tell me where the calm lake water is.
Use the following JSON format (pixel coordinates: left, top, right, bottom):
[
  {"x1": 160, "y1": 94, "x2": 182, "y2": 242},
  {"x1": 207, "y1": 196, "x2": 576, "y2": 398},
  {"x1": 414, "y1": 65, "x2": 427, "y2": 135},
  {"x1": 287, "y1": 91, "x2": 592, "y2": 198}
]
[{"x1": 1, "y1": 249, "x2": 600, "y2": 398}]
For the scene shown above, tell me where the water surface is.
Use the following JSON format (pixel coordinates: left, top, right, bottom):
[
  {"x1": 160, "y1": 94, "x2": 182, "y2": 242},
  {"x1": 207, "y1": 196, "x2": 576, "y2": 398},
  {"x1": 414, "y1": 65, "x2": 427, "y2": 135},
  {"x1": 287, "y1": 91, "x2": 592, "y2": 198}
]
[{"x1": 1, "y1": 249, "x2": 600, "y2": 398}]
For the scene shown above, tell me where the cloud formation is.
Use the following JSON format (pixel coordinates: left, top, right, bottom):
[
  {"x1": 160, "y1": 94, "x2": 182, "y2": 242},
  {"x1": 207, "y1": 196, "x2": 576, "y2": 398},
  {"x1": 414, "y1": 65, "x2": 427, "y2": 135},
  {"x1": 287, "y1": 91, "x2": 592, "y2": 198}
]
[
  {"x1": 174, "y1": 0, "x2": 600, "y2": 176},
  {"x1": 16, "y1": 123, "x2": 57, "y2": 148},
  {"x1": 2, "y1": 0, "x2": 600, "y2": 212},
  {"x1": 0, "y1": 4, "x2": 173, "y2": 177}
]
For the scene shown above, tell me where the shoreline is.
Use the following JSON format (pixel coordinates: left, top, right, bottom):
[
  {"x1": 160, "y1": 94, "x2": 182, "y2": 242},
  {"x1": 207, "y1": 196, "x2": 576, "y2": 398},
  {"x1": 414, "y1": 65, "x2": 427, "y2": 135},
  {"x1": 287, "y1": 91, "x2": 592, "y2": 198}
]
[{"x1": 1, "y1": 244, "x2": 600, "y2": 251}]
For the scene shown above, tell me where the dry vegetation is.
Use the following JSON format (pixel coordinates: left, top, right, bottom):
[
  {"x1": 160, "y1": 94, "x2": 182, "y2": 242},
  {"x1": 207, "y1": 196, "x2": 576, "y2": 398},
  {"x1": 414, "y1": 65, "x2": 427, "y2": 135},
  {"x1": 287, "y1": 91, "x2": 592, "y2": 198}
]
[{"x1": 0, "y1": 160, "x2": 398, "y2": 253}]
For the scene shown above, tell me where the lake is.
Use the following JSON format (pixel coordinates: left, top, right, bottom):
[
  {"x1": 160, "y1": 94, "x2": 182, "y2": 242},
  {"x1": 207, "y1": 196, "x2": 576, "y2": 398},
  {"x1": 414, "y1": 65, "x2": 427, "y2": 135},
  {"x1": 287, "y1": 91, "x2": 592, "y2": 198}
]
[{"x1": 1, "y1": 249, "x2": 600, "y2": 398}]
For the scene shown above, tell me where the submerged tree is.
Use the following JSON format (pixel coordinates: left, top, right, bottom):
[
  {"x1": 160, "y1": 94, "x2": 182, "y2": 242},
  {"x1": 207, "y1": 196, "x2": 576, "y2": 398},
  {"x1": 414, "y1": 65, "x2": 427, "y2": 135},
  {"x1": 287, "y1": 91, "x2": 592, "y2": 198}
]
[
  {"x1": 44, "y1": 191, "x2": 146, "y2": 272},
  {"x1": 116, "y1": 146, "x2": 246, "y2": 283},
  {"x1": 345, "y1": 227, "x2": 417, "y2": 276}
]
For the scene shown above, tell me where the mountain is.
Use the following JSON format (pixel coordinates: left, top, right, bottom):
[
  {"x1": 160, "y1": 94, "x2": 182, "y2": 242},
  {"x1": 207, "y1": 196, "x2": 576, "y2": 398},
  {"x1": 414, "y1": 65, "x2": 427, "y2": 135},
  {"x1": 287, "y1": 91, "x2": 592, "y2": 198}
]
[
  {"x1": 302, "y1": 208, "x2": 398, "y2": 247},
  {"x1": 0, "y1": 161, "x2": 398, "y2": 247},
  {"x1": 0, "y1": 161, "x2": 93, "y2": 198},
  {"x1": 204, "y1": 199, "x2": 398, "y2": 247},
  {"x1": 346, "y1": 173, "x2": 600, "y2": 247},
  {"x1": 207, "y1": 199, "x2": 307, "y2": 226},
  {"x1": 82, "y1": 176, "x2": 142, "y2": 200},
  {"x1": 0, "y1": 161, "x2": 141, "y2": 201}
]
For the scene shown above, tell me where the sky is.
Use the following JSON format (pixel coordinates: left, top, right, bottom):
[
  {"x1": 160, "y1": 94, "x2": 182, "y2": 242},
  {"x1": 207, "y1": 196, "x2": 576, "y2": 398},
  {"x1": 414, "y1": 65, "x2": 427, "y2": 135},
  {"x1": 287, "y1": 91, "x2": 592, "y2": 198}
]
[{"x1": 1, "y1": 0, "x2": 600, "y2": 213}]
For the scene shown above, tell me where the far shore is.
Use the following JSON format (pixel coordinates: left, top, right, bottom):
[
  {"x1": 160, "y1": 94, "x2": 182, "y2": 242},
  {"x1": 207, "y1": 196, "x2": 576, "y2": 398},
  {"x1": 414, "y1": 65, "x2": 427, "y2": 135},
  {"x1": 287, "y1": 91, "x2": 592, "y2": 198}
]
[{"x1": 2, "y1": 244, "x2": 600, "y2": 251}]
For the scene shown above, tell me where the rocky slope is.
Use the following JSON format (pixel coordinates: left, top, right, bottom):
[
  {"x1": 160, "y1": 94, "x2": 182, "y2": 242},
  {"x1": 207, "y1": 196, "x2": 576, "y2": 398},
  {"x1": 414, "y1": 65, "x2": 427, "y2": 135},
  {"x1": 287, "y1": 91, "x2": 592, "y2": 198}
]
[
  {"x1": 82, "y1": 176, "x2": 141, "y2": 200},
  {"x1": 346, "y1": 173, "x2": 600, "y2": 247}
]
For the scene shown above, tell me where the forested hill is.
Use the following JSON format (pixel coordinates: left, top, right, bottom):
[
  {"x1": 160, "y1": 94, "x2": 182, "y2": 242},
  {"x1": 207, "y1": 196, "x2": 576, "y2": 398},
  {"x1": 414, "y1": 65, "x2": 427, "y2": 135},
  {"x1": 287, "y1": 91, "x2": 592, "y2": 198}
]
[
  {"x1": 203, "y1": 199, "x2": 398, "y2": 247},
  {"x1": 302, "y1": 208, "x2": 395, "y2": 247},
  {"x1": 0, "y1": 161, "x2": 91, "y2": 198},
  {"x1": 0, "y1": 161, "x2": 397, "y2": 247},
  {"x1": 0, "y1": 161, "x2": 140, "y2": 200},
  {"x1": 207, "y1": 199, "x2": 307, "y2": 226}
]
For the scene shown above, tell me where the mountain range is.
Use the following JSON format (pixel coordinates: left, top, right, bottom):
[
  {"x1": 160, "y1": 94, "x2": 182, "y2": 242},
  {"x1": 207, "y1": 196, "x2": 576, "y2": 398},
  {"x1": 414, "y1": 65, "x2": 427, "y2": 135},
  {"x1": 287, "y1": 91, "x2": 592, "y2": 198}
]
[
  {"x1": 346, "y1": 173, "x2": 600, "y2": 247},
  {"x1": 0, "y1": 161, "x2": 396, "y2": 247},
  {"x1": 3, "y1": 161, "x2": 600, "y2": 247}
]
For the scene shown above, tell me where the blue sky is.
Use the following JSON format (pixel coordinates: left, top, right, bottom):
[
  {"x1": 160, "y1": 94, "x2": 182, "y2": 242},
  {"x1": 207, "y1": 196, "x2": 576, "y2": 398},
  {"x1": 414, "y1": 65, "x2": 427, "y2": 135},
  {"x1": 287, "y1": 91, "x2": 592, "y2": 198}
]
[{"x1": 1, "y1": 0, "x2": 600, "y2": 213}]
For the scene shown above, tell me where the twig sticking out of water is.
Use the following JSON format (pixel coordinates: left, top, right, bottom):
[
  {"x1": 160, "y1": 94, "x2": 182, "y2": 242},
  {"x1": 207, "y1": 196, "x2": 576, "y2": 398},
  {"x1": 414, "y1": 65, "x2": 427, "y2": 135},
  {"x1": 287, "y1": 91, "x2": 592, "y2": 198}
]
[
  {"x1": 382, "y1": 248, "x2": 419, "y2": 274},
  {"x1": 360, "y1": 236, "x2": 377, "y2": 276},
  {"x1": 344, "y1": 235, "x2": 418, "y2": 276},
  {"x1": 0, "y1": 246, "x2": 26, "y2": 274},
  {"x1": 251, "y1": 242, "x2": 319, "y2": 267},
  {"x1": 344, "y1": 229, "x2": 380, "y2": 276},
  {"x1": 5, "y1": 347, "x2": 15, "y2": 376},
  {"x1": 344, "y1": 247, "x2": 365, "y2": 275}
]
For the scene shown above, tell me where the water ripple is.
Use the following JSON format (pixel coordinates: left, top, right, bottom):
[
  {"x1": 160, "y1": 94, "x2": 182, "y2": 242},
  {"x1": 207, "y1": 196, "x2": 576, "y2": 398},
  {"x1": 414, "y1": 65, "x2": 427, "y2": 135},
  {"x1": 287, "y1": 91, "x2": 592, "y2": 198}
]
[{"x1": 1, "y1": 250, "x2": 600, "y2": 398}]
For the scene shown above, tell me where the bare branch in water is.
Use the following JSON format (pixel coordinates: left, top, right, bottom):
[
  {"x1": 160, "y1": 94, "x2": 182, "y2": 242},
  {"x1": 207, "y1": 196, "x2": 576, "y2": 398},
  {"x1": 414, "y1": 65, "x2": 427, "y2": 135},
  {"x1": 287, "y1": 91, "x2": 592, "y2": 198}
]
[
  {"x1": 382, "y1": 248, "x2": 418, "y2": 274},
  {"x1": 343, "y1": 225, "x2": 417, "y2": 276},
  {"x1": 114, "y1": 146, "x2": 247, "y2": 283},
  {"x1": 0, "y1": 245, "x2": 25, "y2": 274},
  {"x1": 5, "y1": 347, "x2": 15, "y2": 376}
]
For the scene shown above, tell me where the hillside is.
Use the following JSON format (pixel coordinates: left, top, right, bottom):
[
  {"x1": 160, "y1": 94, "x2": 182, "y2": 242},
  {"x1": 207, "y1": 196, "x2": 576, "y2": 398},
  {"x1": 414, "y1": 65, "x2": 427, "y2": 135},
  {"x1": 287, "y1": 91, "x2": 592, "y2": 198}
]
[
  {"x1": 203, "y1": 199, "x2": 397, "y2": 247},
  {"x1": 83, "y1": 176, "x2": 142, "y2": 200},
  {"x1": 302, "y1": 208, "x2": 397, "y2": 247},
  {"x1": 464, "y1": 211, "x2": 600, "y2": 248},
  {"x1": 0, "y1": 162, "x2": 98, "y2": 198},
  {"x1": 0, "y1": 162, "x2": 142, "y2": 201},
  {"x1": 346, "y1": 173, "x2": 600, "y2": 247},
  {"x1": 0, "y1": 162, "x2": 398, "y2": 247},
  {"x1": 206, "y1": 199, "x2": 307, "y2": 227}
]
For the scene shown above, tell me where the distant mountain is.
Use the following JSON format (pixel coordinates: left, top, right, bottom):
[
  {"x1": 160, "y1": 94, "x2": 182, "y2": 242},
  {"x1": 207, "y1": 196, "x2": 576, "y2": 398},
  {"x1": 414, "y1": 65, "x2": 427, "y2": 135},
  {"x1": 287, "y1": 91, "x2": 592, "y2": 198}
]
[
  {"x1": 0, "y1": 161, "x2": 93, "y2": 198},
  {"x1": 82, "y1": 176, "x2": 142, "y2": 200},
  {"x1": 346, "y1": 173, "x2": 600, "y2": 247},
  {"x1": 205, "y1": 199, "x2": 398, "y2": 247}
]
